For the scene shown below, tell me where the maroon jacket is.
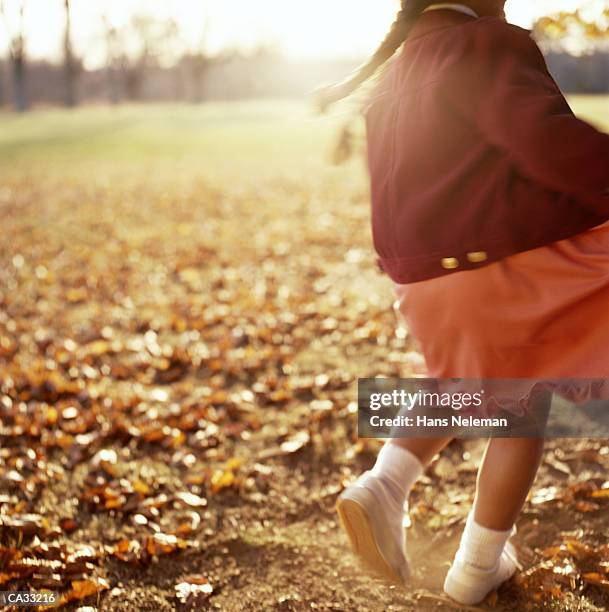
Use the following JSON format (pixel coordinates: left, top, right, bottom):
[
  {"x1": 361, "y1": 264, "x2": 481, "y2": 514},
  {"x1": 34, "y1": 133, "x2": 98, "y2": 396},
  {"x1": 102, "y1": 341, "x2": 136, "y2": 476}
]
[{"x1": 365, "y1": 9, "x2": 609, "y2": 284}]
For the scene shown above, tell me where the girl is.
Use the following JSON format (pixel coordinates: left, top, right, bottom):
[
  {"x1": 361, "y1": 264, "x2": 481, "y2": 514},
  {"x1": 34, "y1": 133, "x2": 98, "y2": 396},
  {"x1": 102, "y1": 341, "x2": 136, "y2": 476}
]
[{"x1": 317, "y1": 0, "x2": 609, "y2": 606}]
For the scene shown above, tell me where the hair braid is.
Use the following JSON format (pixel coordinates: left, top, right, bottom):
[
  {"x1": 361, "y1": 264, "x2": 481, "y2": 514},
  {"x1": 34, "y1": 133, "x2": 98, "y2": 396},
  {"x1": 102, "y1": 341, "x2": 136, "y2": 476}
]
[{"x1": 317, "y1": 0, "x2": 431, "y2": 111}]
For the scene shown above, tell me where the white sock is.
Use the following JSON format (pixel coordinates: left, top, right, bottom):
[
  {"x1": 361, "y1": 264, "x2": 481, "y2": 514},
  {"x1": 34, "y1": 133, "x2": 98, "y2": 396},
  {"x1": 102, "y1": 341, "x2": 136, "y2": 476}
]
[
  {"x1": 368, "y1": 443, "x2": 423, "y2": 516},
  {"x1": 456, "y1": 511, "x2": 513, "y2": 570}
]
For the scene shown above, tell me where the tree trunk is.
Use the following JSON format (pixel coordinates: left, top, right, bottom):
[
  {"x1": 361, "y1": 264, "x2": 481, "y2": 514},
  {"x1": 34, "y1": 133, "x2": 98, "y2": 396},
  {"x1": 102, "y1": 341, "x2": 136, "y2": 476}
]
[
  {"x1": 12, "y1": 54, "x2": 27, "y2": 112},
  {"x1": 0, "y1": 62, "x2": 4, "y2": 108},
  {"x1": 64, "y1": 61, "x2": 76, "y2": 107},
  {"x1": 63, "y1": 0, "x2": 76, "y2": 107},
  {"x1": 106, "y1": 66, "x2": 120, "y2": 104},
  {"x1": 190, "y1": 58, "x2": 208, "y2": 104}
]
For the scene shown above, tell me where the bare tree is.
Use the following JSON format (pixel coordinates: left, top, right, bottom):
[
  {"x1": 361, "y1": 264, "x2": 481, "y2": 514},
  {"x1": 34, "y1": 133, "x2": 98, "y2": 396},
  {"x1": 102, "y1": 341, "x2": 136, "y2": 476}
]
[
  {"x1": 101, "y1": 15, "x2": 121, "y2": 103},
  {"x1": 62, "y1": 0, "x2": 77, "y2": 106},
  {"x1": 182, "y1": 9, "x2": 232, "y2": 103},
  {"x1": 115, "y1": 14, "x2": 190, "y2": 102},
  {"x1": 127, "y1": 14, "x2": 160, "y2": 100},
  {"x1": 162, "y1": 18, "x2": 185, "y2": 101},
  {"x1": 185, "y1": 13, "x2": 212, "y2": 103},
  {"x1": 1, "y1": 0, "x2": 27, "y2": 111},
  {"x1": 0, "y1": 59, "x2": 4, "y2": 107}
]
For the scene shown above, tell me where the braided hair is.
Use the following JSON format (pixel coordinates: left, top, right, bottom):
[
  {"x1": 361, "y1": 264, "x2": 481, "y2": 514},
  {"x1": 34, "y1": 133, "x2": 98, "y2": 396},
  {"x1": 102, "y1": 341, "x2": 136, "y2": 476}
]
[{"x1": 317, "y1": 0, "x2": 433, "y2": 111}]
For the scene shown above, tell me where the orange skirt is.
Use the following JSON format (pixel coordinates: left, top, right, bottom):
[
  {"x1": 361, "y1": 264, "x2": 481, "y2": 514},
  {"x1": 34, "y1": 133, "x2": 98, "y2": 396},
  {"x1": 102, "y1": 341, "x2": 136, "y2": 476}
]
[{"x1": 393, "y1": 219, "x2": 609, "y2": 411}]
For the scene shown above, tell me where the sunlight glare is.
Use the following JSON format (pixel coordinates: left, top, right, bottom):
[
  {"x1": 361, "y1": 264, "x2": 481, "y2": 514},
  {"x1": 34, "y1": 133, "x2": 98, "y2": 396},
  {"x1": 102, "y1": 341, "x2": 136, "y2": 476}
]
[{"x1": 0, "y1": 0, "x2": 603, "y2": 69}]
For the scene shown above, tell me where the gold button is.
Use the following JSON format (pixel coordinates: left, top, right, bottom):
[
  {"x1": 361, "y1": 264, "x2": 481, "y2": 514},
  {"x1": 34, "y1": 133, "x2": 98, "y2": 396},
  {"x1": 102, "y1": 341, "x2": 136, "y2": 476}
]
[
  {"x1": 467, "y1": 251, "x2": 488, "y2": 263},
  {"x1": 441, "y1": 257, "x2": 459, "y2": 270}
]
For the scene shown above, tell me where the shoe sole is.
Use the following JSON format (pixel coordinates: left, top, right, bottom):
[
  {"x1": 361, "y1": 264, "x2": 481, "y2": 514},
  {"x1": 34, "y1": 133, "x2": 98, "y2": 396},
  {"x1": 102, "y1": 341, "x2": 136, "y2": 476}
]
[{"x1": 336, "y1": 494, "x2": 405, "y2": 585}]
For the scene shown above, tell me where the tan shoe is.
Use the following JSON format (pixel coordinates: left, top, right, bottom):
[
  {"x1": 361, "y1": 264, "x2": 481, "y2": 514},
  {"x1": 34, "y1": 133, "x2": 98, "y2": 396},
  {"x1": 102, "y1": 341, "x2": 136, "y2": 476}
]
[{"x1": 336, "y1": 472, "x2": 411, "y2": 586}]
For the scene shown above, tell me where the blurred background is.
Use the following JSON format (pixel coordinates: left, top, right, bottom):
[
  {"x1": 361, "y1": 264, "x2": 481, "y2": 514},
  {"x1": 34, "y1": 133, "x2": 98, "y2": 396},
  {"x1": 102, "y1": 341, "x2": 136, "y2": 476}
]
[
  {"x1": 2, "y1": 2, "x2": 609, "y2": 611},
  {"x1": 0, "y1": 0, "x2": 608, "y2": 111}
]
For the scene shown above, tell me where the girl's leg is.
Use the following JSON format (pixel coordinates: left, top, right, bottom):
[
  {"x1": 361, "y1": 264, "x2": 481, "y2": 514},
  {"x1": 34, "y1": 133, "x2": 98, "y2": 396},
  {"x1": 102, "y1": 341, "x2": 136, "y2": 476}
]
[
  {"x1": 336, "y1": 437, "x2": 451, "y2": 584},
  {"x1": 444, "y1": 437, "x2": 545, "y2": 604},
  {"x1": 392, "y1": 437, "x2": 454, "y2": 465},
  {"x1": 368, "y1": 438, "x2": 454, "y2": 537},
  {"x1": 365, "y1": 438, "x2": 453, "y2": 527},
  {"x1": 444, "y1": 390, "x2": 552, "y2": 605},
  {"x1": 366, "y1": 438, "x2": 454, "y2": 516},
  {"x1": 473, "y1": 387, "x2": 552, "y2": 529},
  {"x1": 474, "y1": 437, "x2": 545, "y2": 530}
]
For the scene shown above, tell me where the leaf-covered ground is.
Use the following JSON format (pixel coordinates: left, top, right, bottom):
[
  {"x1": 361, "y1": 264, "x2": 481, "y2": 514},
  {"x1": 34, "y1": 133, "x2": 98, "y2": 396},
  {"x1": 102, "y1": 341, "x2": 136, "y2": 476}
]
[{"x1": 1, "y1": 101, "x2": 609, "y2": 611}]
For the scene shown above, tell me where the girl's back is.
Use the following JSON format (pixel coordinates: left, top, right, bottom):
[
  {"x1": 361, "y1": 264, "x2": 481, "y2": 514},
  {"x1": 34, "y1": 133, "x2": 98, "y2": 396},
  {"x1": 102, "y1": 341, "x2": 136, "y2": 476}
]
[{"x1": 365, "y1": 9, "x2": 609, "y2": 283}]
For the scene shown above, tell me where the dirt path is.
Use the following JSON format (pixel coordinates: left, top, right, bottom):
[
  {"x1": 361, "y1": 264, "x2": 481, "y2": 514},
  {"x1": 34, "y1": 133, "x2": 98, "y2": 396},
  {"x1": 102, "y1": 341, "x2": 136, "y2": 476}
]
[
  {"x1": 2, "y1": 146, "x2": 609, "y2": 611},
  {"x1": 74, "y1": 434, "x2": 609, "y2": 612}
]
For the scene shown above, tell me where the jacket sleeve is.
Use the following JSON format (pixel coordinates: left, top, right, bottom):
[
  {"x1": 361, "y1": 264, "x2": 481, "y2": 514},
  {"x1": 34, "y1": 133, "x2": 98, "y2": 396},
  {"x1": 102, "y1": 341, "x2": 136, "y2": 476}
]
[{"x1": 444, "y1": 20, "x2": 609, "y2": 201}]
